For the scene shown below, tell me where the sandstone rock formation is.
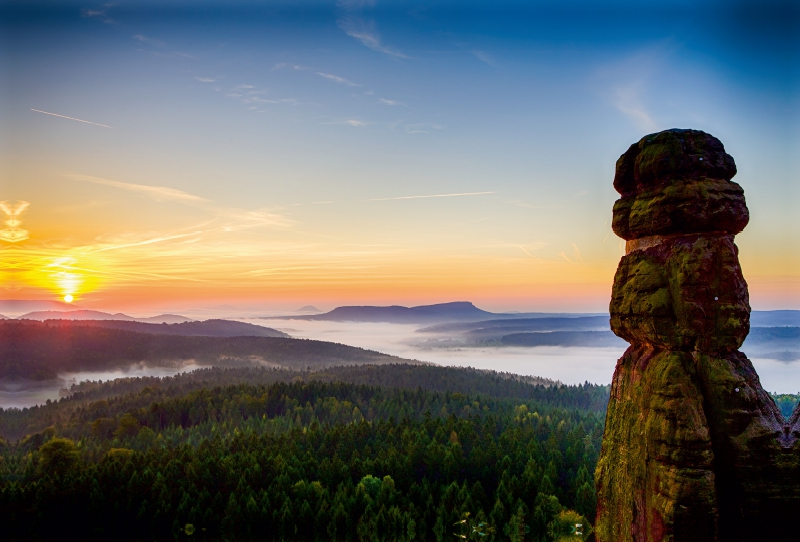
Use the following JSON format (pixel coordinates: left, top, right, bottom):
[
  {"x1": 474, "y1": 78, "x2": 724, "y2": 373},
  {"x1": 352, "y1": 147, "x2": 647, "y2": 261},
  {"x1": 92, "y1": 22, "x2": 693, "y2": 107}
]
[{"x1": 595, "y1": 129, "x2": 800, "y2": 541}]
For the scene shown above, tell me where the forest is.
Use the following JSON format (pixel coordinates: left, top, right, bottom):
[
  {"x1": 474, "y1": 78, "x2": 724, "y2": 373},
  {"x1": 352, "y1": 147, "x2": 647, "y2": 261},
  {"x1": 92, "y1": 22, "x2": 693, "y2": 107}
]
[{"x1": 1, "y1": 364, "x2": 606, "y2": 541}]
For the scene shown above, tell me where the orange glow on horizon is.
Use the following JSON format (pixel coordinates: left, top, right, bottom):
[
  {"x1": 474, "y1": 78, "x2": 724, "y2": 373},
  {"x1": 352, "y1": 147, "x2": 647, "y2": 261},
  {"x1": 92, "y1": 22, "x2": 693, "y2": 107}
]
[{"x1": 2, "y1": 196, "x2": 797, "y2": 313}]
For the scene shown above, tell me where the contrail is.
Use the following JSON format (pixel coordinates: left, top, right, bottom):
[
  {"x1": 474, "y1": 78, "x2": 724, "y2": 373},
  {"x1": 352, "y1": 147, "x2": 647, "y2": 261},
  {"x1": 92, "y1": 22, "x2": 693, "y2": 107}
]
[
  {"x1": 31, "y1": 109, "x2": 112, "y2": 128},
  {"x1": 368, "y1": 191, "x2": 495, "y2": 201}
]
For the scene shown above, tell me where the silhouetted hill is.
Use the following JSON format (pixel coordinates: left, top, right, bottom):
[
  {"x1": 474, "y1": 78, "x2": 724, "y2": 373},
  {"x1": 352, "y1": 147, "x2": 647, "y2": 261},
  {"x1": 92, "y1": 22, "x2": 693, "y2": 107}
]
[
  {"x1": 271, "y1": 301, "x2": 497, "y2": 323},
  {"x1": 0, "y1": 320, "x2": 414, "y2": 381},
  {"x1": 18, "y1": 310, "x2": 192, "y2": 324},
  {"x1": 0, "y1": 299, "x2": 77, "y2": 315},
  {"x1": 39, "y1": 318, "x2": 289, "y2": 338},
  {"x1": 500, "y1": 331, "x2": 627, "y2": 348},
  {"x1": 750, "y1": 310, "x2": 800, "y2": 327},
  {"x1": 417, "y1": 316, "x2": 609, "y2": 335}
]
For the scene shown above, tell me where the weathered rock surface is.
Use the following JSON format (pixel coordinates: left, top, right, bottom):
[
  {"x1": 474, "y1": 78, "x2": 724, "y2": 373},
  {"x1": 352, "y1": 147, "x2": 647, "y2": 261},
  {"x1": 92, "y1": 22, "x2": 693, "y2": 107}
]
[
  {"x1": 611, "y1": 129, "x2": 747, "y2": 240},
  {"x1": 595, "y1": 129, "x2": 800, "y2": 541}
]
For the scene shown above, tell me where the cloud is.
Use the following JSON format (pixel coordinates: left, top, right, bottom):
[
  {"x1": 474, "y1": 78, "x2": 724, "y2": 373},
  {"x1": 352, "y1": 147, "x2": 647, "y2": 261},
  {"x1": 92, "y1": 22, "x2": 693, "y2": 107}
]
[
  {"x1": 345, "y1": 119, "x2": 368, "y2": 127},
  {"x1": 368, "y1": 191, "x2": 495, "y2": 202},
  {"x1": 195, "y1": 77, "x2": 216, "y2": 83},
  {"x1": 133, "y1": 34, "x2": 165, "y2": 48},
  {"x1": 273, "y1": 63, "x2": 310, "y2": 71},
  {"x1": 598, "y1": 45, "x2": 677, "y2": 132},
  {"x1": 516, "y1": 242, "x2": 547, "y2": 258},
  {"x1": 470, "y1": 50, "x2": 495, "y2": 66},
  {"x1": 613, "y1": 83, "x2": 657, "y2": 131},
  {"x1": 317, "y1": 72, "x2": 360, "y2": 86},
  {"x1": 81, "y1": 5, "x2": 116, "y2": 24},
  {"x1": 291, "y1": 191, "x2": 495, "y2": 207},
  {"x1": 378, "y1": 98, "x2": 408, "y2": 107},
  {"x1": 559, "y1": 243, "x2": 585, "y2": 264},
  {"x1": 31, "y1": 109, "x2": 113, "y2": 129},
  {"x1": 404, "y1": 122, "x2": 443, "y2": 134},
  {"x1": 336, "y1": 4, "x2": 408, "y2": 60},
  {"x1": 70, "y1": 175, "x2": 209, "y2": 203},
  {"x1": 68, "y1": 175, "x2": 292, "y2": 230}
]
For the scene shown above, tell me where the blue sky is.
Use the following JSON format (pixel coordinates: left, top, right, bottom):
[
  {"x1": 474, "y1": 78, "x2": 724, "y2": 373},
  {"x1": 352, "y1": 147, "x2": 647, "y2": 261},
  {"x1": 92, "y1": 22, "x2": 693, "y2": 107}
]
[{"x1": 1, "y1": 0, "x2": 798, "y2": 311}]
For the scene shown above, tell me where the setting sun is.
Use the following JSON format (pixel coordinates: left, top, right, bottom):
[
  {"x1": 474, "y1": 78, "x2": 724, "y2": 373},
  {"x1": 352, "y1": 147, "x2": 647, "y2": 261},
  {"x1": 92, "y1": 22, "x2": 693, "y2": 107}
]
[{"x1": 63, "y1": 294, "x2": 73, "y2": 303}]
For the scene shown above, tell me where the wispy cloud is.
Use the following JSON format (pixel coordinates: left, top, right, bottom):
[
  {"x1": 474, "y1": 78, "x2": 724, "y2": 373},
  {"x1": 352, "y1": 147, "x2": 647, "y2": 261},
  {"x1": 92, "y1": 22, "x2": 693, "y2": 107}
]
[
  {"x1": 518, "y1": 243, "x2": 547, "y2": 258},
  {"x1": 598, "y1": 45, "x2": 676, "y2": 132},
  {"x1": 470, "y1": 50, "x2": 495, "y2": 66},
  {"x1": 613, "y1": 83, "x2": 657, "y2": 131},
  {"x1": 219, "y1": 83, "x2": 301, "y2": 108},
  {"x1": 195, "y1": 76, "x2": 217, "y2": 83},
  {"x1": 368, "y1": 191, "x2": 495, "y2": 201},
  {"x1": 273, "y1": 63, "x2": 309, "y2": 71},
  {"x1": 323, "y1": 119, "x2": 369, "y2": 127},
  {"x1": 378, "y1": 98, "x2": 409, "y2": 107},
  {"x1": 31, "y1": 109, "x2": 113, "y2": 129},
  {"x1": 81, "y1": 4, "x2": 116, "y2": 24},
  {"x1": 70, "y1": 175, "x2": 208, "y2": 203},
  {"x1": 559, "y1": 243, "x2": 585, "y2": 264},
  {"x1": 403, "y1": 122, "x2": 443, "y2": 134},
  {"x1": 133, "y1": 34, "x2": 165, "y2": 48},
  {"x1": 336, "y1": 1, "x2": 408, "y2": 59},
  {"x1": 68, "y1": 175, "x2": 292, "y2": 231},
  {"x1": 317, "y1": 72, "x2": 360, "y2": 86},
  {"x1": 291, "y1": 191, "x2": 495, "y2": 207}
]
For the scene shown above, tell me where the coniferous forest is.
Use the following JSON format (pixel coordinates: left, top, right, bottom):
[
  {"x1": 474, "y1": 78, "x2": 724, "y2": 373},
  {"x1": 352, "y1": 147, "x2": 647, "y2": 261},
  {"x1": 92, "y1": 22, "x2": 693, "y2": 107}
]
[{"x1": 1, "y1": 364, "x2": 607, "y2": 541}]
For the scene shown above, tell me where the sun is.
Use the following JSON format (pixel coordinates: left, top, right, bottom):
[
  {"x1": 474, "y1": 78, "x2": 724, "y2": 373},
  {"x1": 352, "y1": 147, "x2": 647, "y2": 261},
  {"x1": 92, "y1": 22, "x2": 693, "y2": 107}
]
[{"x1": 64, "y1": 294, "x2": 74, "y2": 303}]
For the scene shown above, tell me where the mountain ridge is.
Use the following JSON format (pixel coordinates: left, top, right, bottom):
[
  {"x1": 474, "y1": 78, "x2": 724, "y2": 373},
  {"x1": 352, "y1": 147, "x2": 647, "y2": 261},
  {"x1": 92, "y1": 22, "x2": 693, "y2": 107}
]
[
  {"x1": 35, "y1": 318, "x2": 289, "y2": 338},
  {"x1": 265, "y1": 301, "x2": 605, "y2": 324},
  {"x1": 17, "y1": 310, "x2": 192, "y2": 324}
]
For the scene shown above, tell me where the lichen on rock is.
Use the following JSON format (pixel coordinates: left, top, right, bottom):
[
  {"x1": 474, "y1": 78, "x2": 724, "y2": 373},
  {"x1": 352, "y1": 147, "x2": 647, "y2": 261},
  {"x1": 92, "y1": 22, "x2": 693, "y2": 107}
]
[{"x1": 595, "y1": 129, "x2": 800, "y2": 541}]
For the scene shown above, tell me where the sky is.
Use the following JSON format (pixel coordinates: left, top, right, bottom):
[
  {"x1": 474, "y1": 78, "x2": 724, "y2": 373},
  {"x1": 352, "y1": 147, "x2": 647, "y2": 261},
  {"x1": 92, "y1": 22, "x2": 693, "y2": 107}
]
[{"x1": 1, "y1": 0, "x2": 798, "y2": 313}]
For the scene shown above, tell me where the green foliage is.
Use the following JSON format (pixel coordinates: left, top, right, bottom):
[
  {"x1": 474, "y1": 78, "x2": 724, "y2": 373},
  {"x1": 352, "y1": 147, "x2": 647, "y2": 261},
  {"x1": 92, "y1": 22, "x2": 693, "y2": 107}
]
[
  {"x1": 1, "y1": 366, "x2": 605, "y2": 541},
  {"x1": 37, "y1": 437, "x2": 80, "y2": 475}
]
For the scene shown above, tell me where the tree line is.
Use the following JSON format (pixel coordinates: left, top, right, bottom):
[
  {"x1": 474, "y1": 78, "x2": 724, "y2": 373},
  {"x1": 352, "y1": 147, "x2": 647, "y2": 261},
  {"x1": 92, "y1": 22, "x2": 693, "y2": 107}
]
[{"x1": 1, "y1": 369, "x2": 605, "y2": 541}]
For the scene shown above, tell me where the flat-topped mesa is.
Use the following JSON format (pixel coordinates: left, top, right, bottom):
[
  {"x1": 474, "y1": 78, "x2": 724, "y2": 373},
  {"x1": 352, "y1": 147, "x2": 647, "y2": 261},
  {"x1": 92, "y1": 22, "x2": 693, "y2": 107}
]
[{"x1": 609, "y1": 130, "x2": 750, "y2": 353}]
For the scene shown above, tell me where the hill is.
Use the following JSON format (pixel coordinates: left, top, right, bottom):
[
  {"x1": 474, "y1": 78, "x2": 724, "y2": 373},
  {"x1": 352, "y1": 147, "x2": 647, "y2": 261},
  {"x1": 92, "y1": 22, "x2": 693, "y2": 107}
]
[
  {"x1": 269, "y1": 301, "x2": 606, "y2": 324},
  {"x1": 0, "y1": 320, "x2": 416, "y2": 381},
  {"x1": 18, "y1": 310, "x2": 192, "y2": 324},
  {"x1": 500, "y1": 331, "x2": 627, "y2": 348},
  {"x1": 0, "y1": 299, "x2": 77, "y2": 315},
  {"x1": 273, "y1": 301, "x2": 494, "y2": 323},
  {"x1": 38, "y1": 318, "x2": 289, "y2": 338},
  {"x1": 750, "y1": 310, "x2": 800, "y2": 327},
  {"x1": 0, "y1": 364, "x2": 600, "y2": 440}
]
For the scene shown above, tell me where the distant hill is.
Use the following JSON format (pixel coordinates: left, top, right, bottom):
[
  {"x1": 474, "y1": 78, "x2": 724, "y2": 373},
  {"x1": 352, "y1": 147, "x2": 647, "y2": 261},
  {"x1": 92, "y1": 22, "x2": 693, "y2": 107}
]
[
  {"x1": 296, "y1": 305, "x2": 322, "y2": 312},
  {"x1": 0, "y1": 299, "x2": 78, "y2": 315},
  {"x1": 18, "y1": 310, "x2": 193, "y2": 324},
  {"x1": 500, "y1": 331, "x2": 627, "y2": 348},
  {"x1": 0, "y1": 320, "x2": 415, "y2": 381},
  {"x1": 418, "y1": 315, "x2": 611, "y2": 342},
  {"x1": 270, "y1": 301, "x2": 497, "y2": 323},
  {"x1": 40, "y1": 319, "x2": 289, "y2": 338},
  {"x1": 751, "y1": 310, "x2": 800, "y2": 327},
  {"x1": 268, "y1": 301, "x2": 607, "y2": 324}
]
